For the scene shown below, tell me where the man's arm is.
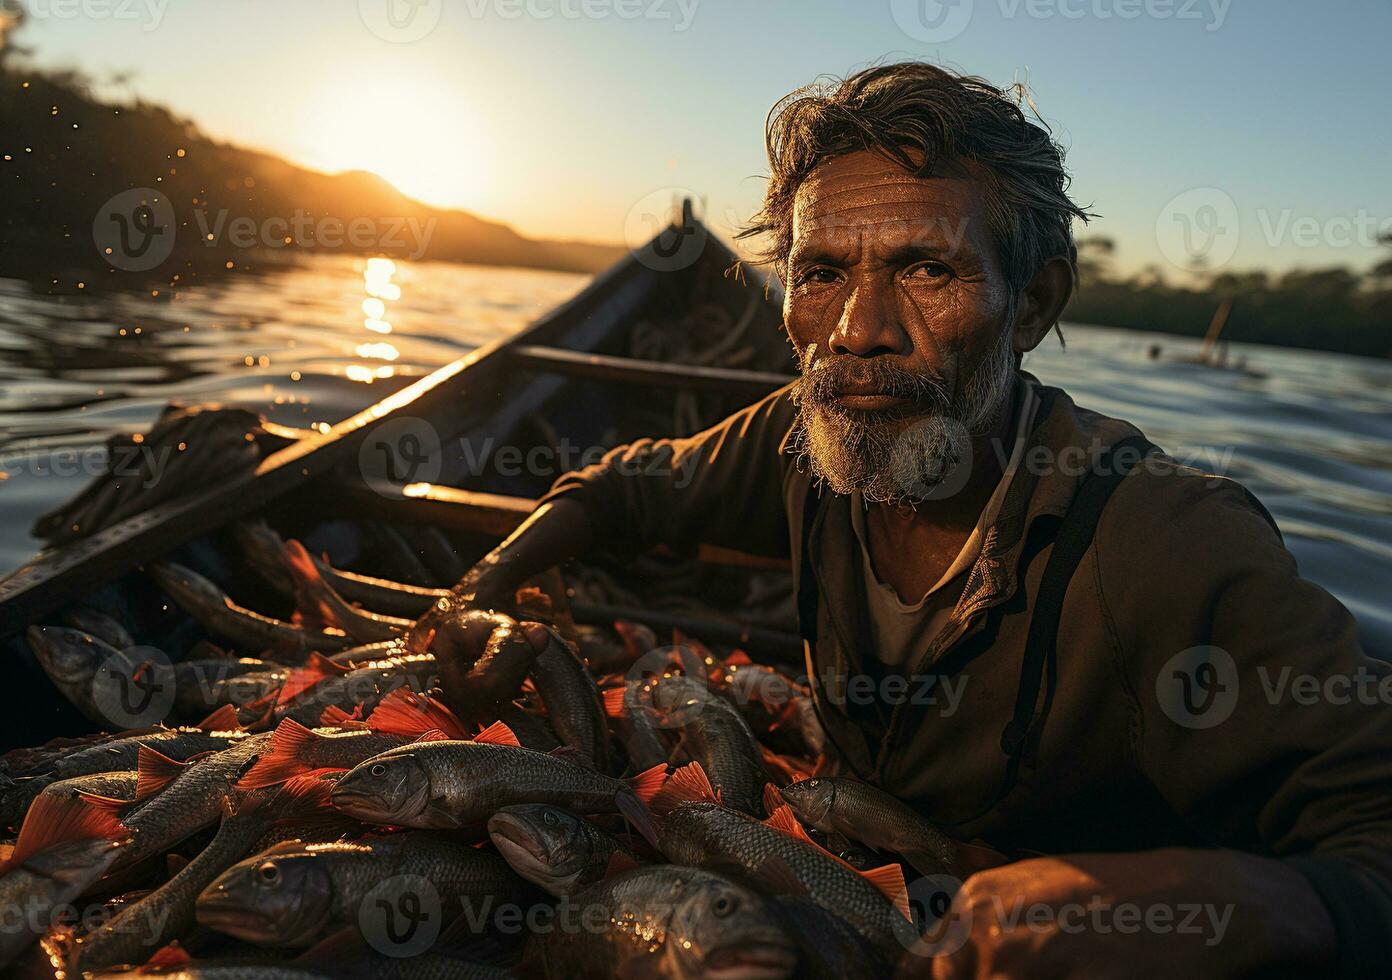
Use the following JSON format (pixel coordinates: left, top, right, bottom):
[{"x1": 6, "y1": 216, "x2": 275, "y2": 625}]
[
  {"x1": 413, "y1": 385, "x2": 800, "y2": 647},
  {"x1": 935, "y1": 468, "x2": 1387, "y2": 978}
]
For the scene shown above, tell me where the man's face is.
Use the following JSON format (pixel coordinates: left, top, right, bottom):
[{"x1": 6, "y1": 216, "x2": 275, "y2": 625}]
[{"x1": 783, "y1": 149, "x2": 1018, "y2": 503}]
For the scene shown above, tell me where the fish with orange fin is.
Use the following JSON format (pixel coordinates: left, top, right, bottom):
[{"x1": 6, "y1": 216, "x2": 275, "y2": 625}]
[
  {"x1": 271, "y1": 653, "x2": 442, "y2": 727},
  {"x1": 238, "y1": 688, "x2": 467, "y2": 790},
  {"x1": 653, "y1": 762, "x2": 915, "y2": 960},
  {"x1": 777, "y1": 776, "x2": 1001, "y2": 879},
  {"x1": 645, "y1": 673, "x2": 773, "y2": 817},
  {"x1": 281, "y1": 539, "x2": 413, "y2": 643},
  {"x1": 149, "y1": 562, "x2": 354, "y2": 662},
  {"x1": 0, "y1": 794, "x2": 130, "y2": 968},
  {"x1": 0, "y1": 707, "x2": 246, "y2": 834},
  {"x1": 330, "y1": 728, "x2": 667, "y2": 847},
  {"x1": 63, "y1": 793, "x2": 279, "y2": 974},
  {"x1": 80, "y1": 732, "x2": 275, "y2": 870}
]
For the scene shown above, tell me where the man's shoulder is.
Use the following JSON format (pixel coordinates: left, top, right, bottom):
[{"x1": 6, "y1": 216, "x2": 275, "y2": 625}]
[{"x1": 1036, "y1": 382, "x2": 1284, "y2": 565}]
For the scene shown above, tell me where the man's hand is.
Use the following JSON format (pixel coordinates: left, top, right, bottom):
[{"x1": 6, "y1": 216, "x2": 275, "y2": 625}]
[
  {"x1": 918, "y1": 849, "x2": 1335, "y2": 979},
  {"x1": 405, "y1": 497, "x2": 594, "y2": 656}
]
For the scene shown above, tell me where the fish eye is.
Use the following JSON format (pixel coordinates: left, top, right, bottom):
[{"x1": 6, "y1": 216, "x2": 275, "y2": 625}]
[
  {"x1": 370, "y1": 763, "x2": 387, "y2": 777},
  {"x1": 542, "y1": 810, "x2": 559, "y2": 826},
  {"x1": 256, "y1": 862, "x2": 280, "y2": 885},
  {"x1": 712, "y1": 893, "x2": 736, "y2": 917}
]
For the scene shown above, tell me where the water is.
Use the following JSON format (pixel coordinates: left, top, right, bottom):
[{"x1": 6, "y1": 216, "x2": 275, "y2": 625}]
[{"x1": 2, "y1": 254, "x2": 1389, "y2": 656}]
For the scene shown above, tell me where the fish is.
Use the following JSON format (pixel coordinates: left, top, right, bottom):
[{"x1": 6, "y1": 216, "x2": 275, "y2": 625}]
[
  {"x1": 487, "y1": 803, "x2": 635, "y2": 897},
  {"x1": 172, "y1": 658, "x2": 286, "y2": 719},
  {"x1": 528, "y1": 626, "x2": 612, "y2": 772},
  {"x1": 27, "y1": 626, "x2": 279, "y2": 727},
  {"x1": 535, "y1": 865, "x2": 798, "y2": 980},
  {"x1": 654, "y1": 765, "x2": 912, "y2": 959},
  {"x1": 273, "y1": 654, "x2": 442, "y2": 727},
  {"x1": 0, "y1": 711, "x2": 244, "y2": 834},
  {"x1": 770, "y1": 896, "x2": 888, "y2": 980},
  {"x1": 38, "y1": 770, "x2": 140, "y2": 807},
  {"x1": 196, "y1": 832, "x2": 527, "y2": 948},
  {"x1": 238, "y1": 687, "x2": 466, "y2": 790},
  {"x1": 0, "y1": 794, "x2": 131, "y2": 968},
  {"x1": 329, "y1": 735, "x2": 665, "y2": 845},
  {"x1": 601, "y1": 679, "x2": 674, "y2": 773},
  {"x1": 327, "y1": 638, "x2": 412, "y2": 666},
  {"x1": 63, "y1": 794, "x2": 278, "y2": 973},
  {"x1": 27, "y1": 625, "x2": 126, "y2": 724},
  {"x1": 777, "y1": 777, "x2": 961, "y2": 878},
  {"x1": 149, "y1": 563, "x2": 354, "y2": 660},
  {"x1": 61, "y1": 605, "x2": 136, "y2": 651},
  {"x1": 281, "y1": 540, "x2": 413, "y2": 643},
  {"x1": 87, "y1": 732, "x2": 276, "y2": 870},
  {"x1": 647, "y1": 673, "x2": 772, "y2": 817},
  {"x1": 233, "y1": 520, "x2": 450, "y2": 620}
]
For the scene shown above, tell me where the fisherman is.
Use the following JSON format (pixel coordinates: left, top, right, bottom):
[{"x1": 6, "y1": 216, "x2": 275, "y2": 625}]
[{"x1": 420, "y1": 63, "x2": 1391, "y2": 976}]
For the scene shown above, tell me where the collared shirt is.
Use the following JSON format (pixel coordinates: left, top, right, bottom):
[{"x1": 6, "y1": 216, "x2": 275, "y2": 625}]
[{"x1": 848, "y1": 378, "x2": 1041, "y2": 666}]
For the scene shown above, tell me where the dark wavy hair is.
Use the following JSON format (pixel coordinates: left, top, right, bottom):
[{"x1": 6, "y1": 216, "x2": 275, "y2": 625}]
[{"x1": 739, "y1": 62, "x2": 1092, "y2": 298}]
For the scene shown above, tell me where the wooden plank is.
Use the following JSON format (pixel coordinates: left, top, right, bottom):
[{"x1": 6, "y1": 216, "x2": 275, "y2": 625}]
[
  {"x1": 508, "y1": 345, "x2": 793, "y2": 396},
  {"x1": 332, "y1": 479, "x2": 789, "y2": 572}
]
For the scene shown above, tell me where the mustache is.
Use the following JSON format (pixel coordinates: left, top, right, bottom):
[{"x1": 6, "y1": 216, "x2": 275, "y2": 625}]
[{"x1": 796, "y1": 354, "x2": 951, "y2": 410}]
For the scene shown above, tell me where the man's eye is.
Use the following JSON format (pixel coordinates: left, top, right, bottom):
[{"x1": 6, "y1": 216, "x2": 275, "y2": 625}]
[
  {"x1": 904, "y1": 262, "x2": 952, "y2": 281},
  {"x1": 796, "y1": 267, "x2": 840, "y2": 286}
]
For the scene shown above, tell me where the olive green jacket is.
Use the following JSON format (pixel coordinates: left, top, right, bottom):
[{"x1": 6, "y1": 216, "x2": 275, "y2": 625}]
[{"x1": 544, "y1": 376, "x2": 1392, "y2": 976}]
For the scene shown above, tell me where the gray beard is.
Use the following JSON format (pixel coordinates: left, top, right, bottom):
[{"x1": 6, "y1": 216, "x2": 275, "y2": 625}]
[{"x1": 790, "y1": 329, "x2": 1017, "y2": 506}]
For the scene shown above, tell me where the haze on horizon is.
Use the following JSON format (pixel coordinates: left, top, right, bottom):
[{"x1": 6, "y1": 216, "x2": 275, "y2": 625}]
[{"x1": 10, "y1": 0, "x2": 1390, "y2": 278}]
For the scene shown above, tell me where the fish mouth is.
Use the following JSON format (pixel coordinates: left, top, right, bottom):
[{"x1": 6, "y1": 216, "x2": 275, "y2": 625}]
[
  {"x1": 330, "y1": 777, "x2": 427, "y2": 824},
  {"x1": 487, "y1": 813, "x2": 551, "y2": 864},
  {"x1": 701, "y1": 940, "x2": 798, "y2": 980},
  {"x1": 195, "y1": 891, "x2": 279, "y2": 942}
]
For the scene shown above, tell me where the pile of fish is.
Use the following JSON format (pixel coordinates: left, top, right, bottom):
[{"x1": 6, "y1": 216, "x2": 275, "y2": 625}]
[{"x1": 3, "y1": 519, "x2": 989, "y2": 978}]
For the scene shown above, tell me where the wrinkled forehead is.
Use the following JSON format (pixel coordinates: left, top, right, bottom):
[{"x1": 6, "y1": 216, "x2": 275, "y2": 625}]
[{"x1": 791, "y1": 149, "x2": 987, "y2": 250}]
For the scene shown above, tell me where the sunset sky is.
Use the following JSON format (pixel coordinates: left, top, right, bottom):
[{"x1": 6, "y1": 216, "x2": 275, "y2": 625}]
[{"x1": 15, "y1": 0, "x2": 1391, "y2": 276}]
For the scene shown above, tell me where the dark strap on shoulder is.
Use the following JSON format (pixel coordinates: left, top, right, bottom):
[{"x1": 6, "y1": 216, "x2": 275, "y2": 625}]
[{"x1": 995, "y1": 433, "x2": 1158, "y2": 797}]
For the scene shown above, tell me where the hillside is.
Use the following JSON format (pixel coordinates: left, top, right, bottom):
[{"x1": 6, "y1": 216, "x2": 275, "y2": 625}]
[{"x1": 0, "y1": 63, "x2": 626, "y2": 283}]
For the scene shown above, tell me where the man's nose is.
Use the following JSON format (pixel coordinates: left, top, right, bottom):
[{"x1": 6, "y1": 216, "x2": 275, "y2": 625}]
[{"x1": 828, "y1": 281, "x2": 911, "y2": 358}]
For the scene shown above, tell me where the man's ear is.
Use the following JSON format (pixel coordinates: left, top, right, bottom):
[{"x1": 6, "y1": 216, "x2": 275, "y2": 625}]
[{"x1": 1012, "y1": 255, "x2": 1075, "y2": 355}]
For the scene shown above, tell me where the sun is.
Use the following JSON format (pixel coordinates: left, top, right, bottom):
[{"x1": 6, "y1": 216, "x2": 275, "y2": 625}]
[{"x1": 297, "y1": 77, "x2": 492, "y2": 212}]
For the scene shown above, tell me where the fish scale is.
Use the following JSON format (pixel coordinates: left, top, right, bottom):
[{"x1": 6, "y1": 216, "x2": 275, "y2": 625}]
[
  {"x1": 650, "y1": 674, "x2": 771, "y2": 816},
  {"x1": 536, "y1": 864, "x2": 797, "y2": 979},
  {"x1": 529, "y1": 627, "x2": 612, "y2": 772},
  {"x1": 659, "y1": 801, "x2": 910, "y2": 958},
  {"x1": 331, "y1": 740, "x2": 658, "y2": 830},
  {"x1": 275, "y1": 656, "x2": 441, "y2": 726},
  {"x1": 114, "y1": 732, "x2": 275, "y2": 868},
  {"x1": 196, "y1": 833, "x2": 528, "y2": 948}
]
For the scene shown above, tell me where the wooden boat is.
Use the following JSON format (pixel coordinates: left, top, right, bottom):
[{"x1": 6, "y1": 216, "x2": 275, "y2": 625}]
[{"x1": 0, "y1": 205, "x2": 800, "y2": 748}]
